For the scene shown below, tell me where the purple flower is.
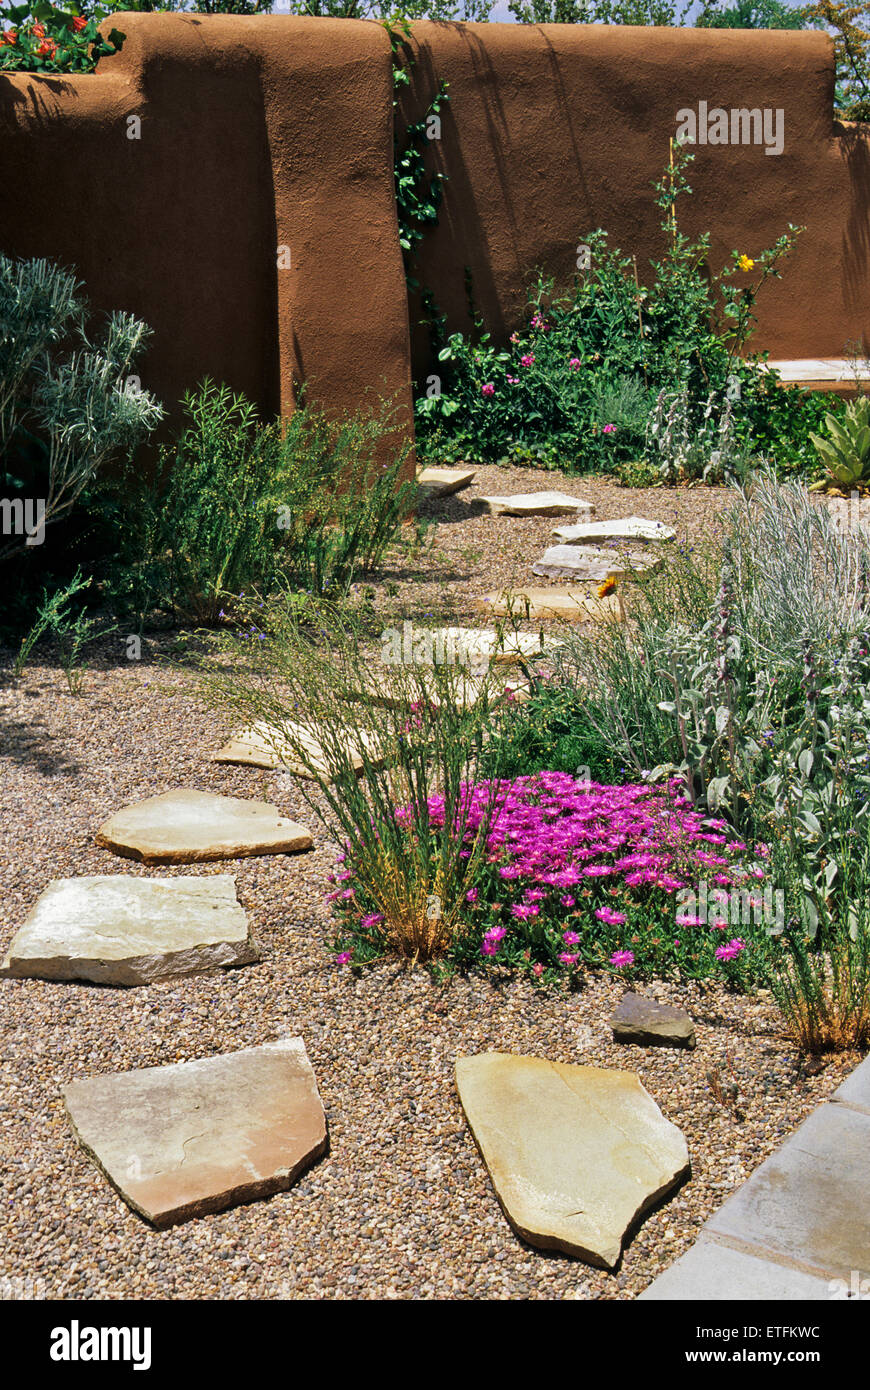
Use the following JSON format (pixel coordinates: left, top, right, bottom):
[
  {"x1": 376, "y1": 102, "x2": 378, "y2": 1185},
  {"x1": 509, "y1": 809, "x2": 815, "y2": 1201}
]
[{"x1": 595, "y1": 906, "x2": 626, "y2": 926}]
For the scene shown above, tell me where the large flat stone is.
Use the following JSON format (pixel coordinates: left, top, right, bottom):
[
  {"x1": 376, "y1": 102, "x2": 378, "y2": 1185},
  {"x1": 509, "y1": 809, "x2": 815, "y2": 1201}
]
[
  {"x1": 417, "y1": 466, "x2": 476, "y2": 497},
  {"x1": 427, "y1": 627, "x2": 561, "y2": 666},
  {"x1": 456, "y1": 1053, "x2": 689, "y2": 1268},
  {"x1": 95, "y1": 790, "x2": 312, "y2": 864},
  {"x1": 610, "y1": 993, "x2": 696, "y2": 1049},
  {"x1": 63, "y1": 1038, "x2": 327, "y2": 1228},
  {"x1": 213, "y1": 720, "x2": 386, "y2": 781},
  {"x1": 0, "y1": 875, "x2": 258, "y2": 987},
  {"x1": 553, "y1": 516, "x2": 676, "y2": 543},
  {"x1": 532, "y1": 545, "x2": 663, "y2": 582},
  {"x1": 476, "y1": 588, "x2": 622, "y2": 623},
  {"x1": 705, "y1": 1102, "x2": 870, "y2": 1278},
  {"x1": 639, "y1": 1240, "x2": 837, "y2": 1301},
  {"x1": 481, "y1": 491, "x2": 594, "y2": 517}
]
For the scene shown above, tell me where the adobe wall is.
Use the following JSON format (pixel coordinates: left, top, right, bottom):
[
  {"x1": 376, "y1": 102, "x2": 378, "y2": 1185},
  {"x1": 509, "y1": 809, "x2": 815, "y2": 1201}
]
[
  {"x1": 403, "y1": 23, "x2": 870, "y2": 383},
  {"x1": 0, "y1": 15, "x2": 868, "y2": 447},
  {"x1": 0, "y1": 14, "x2": 413, "y2": 446}
]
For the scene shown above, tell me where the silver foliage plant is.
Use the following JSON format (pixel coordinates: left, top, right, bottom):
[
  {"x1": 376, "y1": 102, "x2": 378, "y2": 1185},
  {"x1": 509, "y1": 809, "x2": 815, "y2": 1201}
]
[
  {"x1": 557, "y1": 470, "x2": 870, "y2": 925},
  {"x1": 0, "y1": 254, "x2": 164, "y2": 561},
  {"x1": 645, "y1": 385, "x2": 749, "y2": 484}
]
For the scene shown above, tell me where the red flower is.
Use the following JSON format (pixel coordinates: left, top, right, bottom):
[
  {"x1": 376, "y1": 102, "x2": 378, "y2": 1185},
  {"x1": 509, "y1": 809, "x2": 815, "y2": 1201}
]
[
  {"x1": 1, "y1": 29, "x2": 17, "y2": 44},
  {"x1": 31, "y1": 22, "x2": 45, "y2": 36},
  {"x1": 36, "y1": 39, "x2": 57, "y2": 56},
  {"x1": 71, "y1": 15, "x2": 87, "y2": 31}
]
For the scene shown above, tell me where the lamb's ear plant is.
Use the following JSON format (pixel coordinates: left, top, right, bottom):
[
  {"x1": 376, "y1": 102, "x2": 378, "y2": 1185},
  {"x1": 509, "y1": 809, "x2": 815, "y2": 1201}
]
[
  {"x1": 196, "y1": 595, "x2": 515, "y2": 967},
  {"x1": 761, "y1": 817, "x2": 870, "y2": 1054}
]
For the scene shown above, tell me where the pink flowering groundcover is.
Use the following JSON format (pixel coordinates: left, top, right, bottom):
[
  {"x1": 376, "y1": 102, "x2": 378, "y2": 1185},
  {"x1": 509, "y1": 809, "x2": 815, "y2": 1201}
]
[{"x1": 329, "y1": 772, "x2": 773, "y2": 987}]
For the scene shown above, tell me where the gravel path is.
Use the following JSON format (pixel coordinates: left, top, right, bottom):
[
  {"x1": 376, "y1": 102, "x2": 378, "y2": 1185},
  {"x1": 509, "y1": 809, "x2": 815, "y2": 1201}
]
[{"x1": 0, "y1": 465, "x2": 860, "y2": 1300}]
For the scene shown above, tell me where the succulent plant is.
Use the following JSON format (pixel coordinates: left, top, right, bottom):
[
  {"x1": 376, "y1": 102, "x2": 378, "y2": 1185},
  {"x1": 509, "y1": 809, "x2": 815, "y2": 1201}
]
[{"x1": 810, "y1": 395, "x2": 870, "y2": 488}]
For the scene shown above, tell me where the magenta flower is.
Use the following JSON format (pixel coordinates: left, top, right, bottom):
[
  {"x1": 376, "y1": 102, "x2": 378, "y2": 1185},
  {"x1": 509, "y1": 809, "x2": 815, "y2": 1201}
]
[
  {"x1": 335, "y1": 950, "x2": 353, "y2": 965},
  {"x1": 715, "y1": 938, "x2": 746, "y2": 962},
  {"x1": 520, "y1": 353, "x2": 535, "y2": 368},
  {"x1": 359, "y1": 913, "x2": 383, "y2": 929},
  {"x1": 568, "y1": 357, "x2": 582, "y2": 370},
  {"x1": 507, "y1": 375, "x2": 519, "y2": 385},
  {"x1": 558, "y1": 952, "x2": 579, "y2": 966},
  {"x1": 602, "y1": 423, "x2": 616, "y2": 434},
  {"x1": 675, "y1": 913, "x2": 704, "y2": 927},
  {"x1": 595, "y1": 906, "x2": 626, "y2": 926},
  {"x1": 481, "y1": 382, "x2": 495, "y2": 397},
  {"x1": 466, "y1": 888, "x2": 478, "y2": 903},
  {"x1": 511, "y1": 903, "x2": 540, "y2": 919},
  {"x1": 562, "y1": 929, "x2": 581, "y2": 945},
  {"x1": 610, "y1": 949, "x2": 635, "y2": 968},
  {"x1": 560, "y1": 895, "x2": 576, "y2": 908}
]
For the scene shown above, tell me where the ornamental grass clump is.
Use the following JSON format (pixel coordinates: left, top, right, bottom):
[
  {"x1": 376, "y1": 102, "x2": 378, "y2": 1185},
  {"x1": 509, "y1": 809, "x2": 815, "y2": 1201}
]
[{"x1": 196, "y1": 599, "x2": 513, "y2": 966}]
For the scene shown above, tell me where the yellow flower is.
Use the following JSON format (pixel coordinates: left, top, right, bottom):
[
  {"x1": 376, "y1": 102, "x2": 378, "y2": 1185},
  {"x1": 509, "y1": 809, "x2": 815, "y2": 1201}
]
[
  {"x1": 597, "y1": 578, "x2": 617, "y2": 598},
  {"x1": 738, "y1": 254, "x2": 755, "y2": 272}
]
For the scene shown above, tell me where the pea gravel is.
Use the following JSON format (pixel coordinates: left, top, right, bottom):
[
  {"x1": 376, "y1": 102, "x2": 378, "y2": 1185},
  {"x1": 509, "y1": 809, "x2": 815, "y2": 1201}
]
[{"x1": 0, "y1": 465, "x2": 860, "y2": 1301}]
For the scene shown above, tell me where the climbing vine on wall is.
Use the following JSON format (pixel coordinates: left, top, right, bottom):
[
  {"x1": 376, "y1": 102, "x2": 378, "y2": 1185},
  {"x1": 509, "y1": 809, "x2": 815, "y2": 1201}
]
[{"x1": 385, "y1": 19, "x2": 449, "y2": 290}]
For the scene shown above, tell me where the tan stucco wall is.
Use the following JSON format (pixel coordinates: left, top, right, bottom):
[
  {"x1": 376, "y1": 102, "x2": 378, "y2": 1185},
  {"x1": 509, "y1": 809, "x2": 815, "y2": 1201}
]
[{"x1": 0, "y1": 15, "x2": 867, "y2": 444}]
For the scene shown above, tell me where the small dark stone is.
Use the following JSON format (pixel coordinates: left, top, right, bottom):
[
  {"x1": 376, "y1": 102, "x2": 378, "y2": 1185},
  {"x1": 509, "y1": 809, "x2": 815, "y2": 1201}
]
[{"x1": 610, "y1": 993, "x2": 696, "y2": 1049}]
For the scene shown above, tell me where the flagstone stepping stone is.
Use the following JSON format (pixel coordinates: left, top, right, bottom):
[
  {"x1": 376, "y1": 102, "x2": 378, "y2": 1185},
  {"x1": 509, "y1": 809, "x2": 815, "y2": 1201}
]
[
  {"x1": 553, "y1": 516, "x2": 676, "y2": 543},
  {"x1": 63, "y1": 1037, "x2": 327, "y2": 1228},
  {"x1": 0, "y1": 875, "x2": 258, "y2": 987},
  {"x1": 456, "y1": 1052, "x2": 690, "y2": 1268},
  {"x1": 417, "y1": 466, "x2": 476, "y2": 497},
  {"x1": 213, "y1": 720, "x2": 386, "y2": 781},
  {"x1": 476, "y1": 588, "x2": 622, "y2": 623},
  {"x1": 428, "y1": 627, "x2": 562, "y2": 665},
  {"x1": 95, "y1": 790, "x2": 312, "y2": 864},
  {"x1": 532, "y1": 545, "x2": 663, "y2": 582},
  {"x1": 481, "y1": 491, "x2": 594, "y2": 518},
  {"x1": 610, "y1": 993, "x2": 696, "y2": 1050}
]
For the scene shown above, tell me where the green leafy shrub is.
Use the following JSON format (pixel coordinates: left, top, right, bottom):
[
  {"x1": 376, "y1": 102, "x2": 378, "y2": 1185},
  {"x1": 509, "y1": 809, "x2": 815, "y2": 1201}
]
[
  {"x1": 803, "y1": 0, "x2": 870, "y2": 121},
  {"x1": 696, "y1": 0, "x2": 805, "y2": 27},
  {"x1": 104, "y1": 380, "x2": 415, "y2": 625},
  {"x1": 0, "y1": 3, "x2": 124, "y2": 73},
  {"x1": 415, "y1": 143, "x2": 815, "y2": 475},
  {"x1": 480, "y1": 678, "x2": 622, "y2": 781},
  {"x1": 0, "y1": 253, "x2": 163, "y2": 565}
]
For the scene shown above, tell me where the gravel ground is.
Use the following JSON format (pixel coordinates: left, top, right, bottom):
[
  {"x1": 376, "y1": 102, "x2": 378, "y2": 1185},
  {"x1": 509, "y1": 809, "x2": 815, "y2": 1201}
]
[{"x1": 0, "y1": 465, "x2": 860, "y2": 1301}]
